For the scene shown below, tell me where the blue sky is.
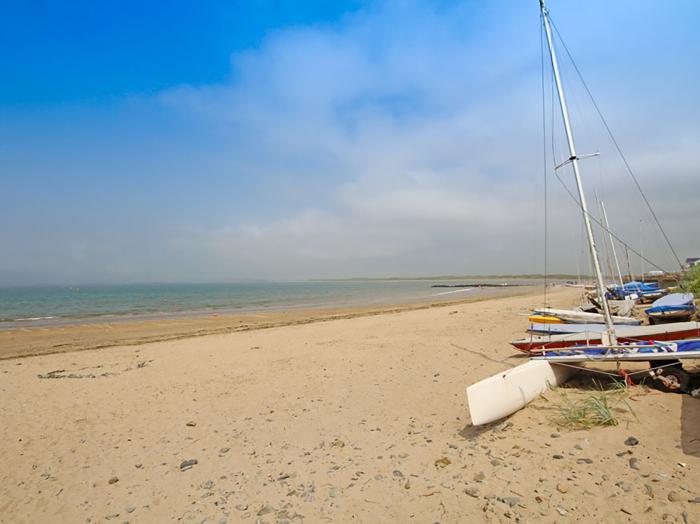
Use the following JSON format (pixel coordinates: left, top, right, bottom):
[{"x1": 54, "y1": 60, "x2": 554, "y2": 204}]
[{"x1": 1, "y1": 0, "x2": 699, "y2": 284}]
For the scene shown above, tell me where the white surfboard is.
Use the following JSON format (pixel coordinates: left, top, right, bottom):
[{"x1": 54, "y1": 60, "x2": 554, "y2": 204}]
[{"x1": 466, "y1": 360, "x2": 576, "y2": 426}]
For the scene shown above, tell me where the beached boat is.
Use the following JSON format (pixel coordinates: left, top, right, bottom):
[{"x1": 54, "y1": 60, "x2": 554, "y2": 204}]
[
  {"x1": 527, "y1": 322, "x2": 607, "y2": 335},
  {"x1": 531, "y1": 307, "x2": 641, "y2": 325},
  {"x1": 645, "y1": 293, "x2": 696, "y2": 323},
  {"x1": 466, "y1": 360, "x2": 575, "y2": 426},
  {"x1": 512, "y1": 321, "x2": 700, "y2": 352}
]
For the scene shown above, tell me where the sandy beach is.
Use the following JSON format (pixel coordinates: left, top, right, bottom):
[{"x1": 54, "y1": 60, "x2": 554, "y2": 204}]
[{"x1": 2, "y1": 286, "x2": 699, "y2": 523}]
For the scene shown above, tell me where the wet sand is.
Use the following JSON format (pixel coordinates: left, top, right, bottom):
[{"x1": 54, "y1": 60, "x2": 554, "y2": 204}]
[{"x1": 1, "y1": 286, "x2": 699, "y2": 523}]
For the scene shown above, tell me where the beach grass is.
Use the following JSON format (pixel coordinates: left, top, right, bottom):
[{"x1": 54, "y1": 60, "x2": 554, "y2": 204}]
[{"x1": 554, "y1": 381, "x2": 635, "y2": 430}]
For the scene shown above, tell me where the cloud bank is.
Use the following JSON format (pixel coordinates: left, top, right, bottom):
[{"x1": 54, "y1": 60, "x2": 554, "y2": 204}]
[{"x1": 2, "y1": 0, "x2": 698, "y2": 284}]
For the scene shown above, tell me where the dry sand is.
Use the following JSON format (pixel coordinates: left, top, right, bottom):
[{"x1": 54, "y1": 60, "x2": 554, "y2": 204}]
[{"x1": 1, "y1": 286, "x2": 699, "y2": 523}]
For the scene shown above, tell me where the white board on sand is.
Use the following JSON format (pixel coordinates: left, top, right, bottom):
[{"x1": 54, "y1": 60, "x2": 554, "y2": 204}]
[{"x1": 466, "y1": 361, "x2": 576, "y2": 426}]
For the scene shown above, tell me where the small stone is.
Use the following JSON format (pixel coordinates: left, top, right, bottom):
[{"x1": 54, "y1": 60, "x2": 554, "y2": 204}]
[
  {"x1": 644, "y1": 484, "x2": 654, "y2": 498},
  {"x1": 201, "y1": 480, "x2": 214, "y2": 490},
  {"x1": 557, "y1": 483, "x2": 569, "y2": 494},
  {"x1": 624, "y1": 436, "x2": 639, "y2": 446},
  {"x1": 398, "y1": 453, "x2": 409, "y2": 459},
  {"x1": 374, "y1": 474, "x2": 384, "y2": 480},
  {"x1": 329, "y1": 487, "x2": 341, "y2": 498},
  {"x1": 125, "y1": 507, "x2": 135, "y2": 514},
  {"x1": 134, "y1": 464, "x2": 143, "y2": 469},
  {"x1": 219, "y1": 447, "x2": 230, "y2": 454},
  {"x1": 108, "y1": 477, "x2": 119, "y2": 485},
  {"x1": 235, "y1": 504, "x2": 248, "y2": 511},
  {"x1": 552, "y1": 454, "x2": 564, "y2": 460},
  {"x1": 550, "y1": 432, "x2": 560, "y2": 438},
  {"x1": 186, "y1": 421, "x2": 196, "y2": 427},
  {"x1": 180, "y1": 459, "x2": 198, "y2": 471},
  {"x1": 434, "y1": 457, "x2": 451, "y2": 468},
  {"x1": 404, "y1": 479, "x2": 411, "y2": 490},
  {"x1": 464, "y1": 487, "x2": 479, "y2": 498},
  {"x1": 474, "y1": 472, "x2": 486, "y2": 482},
  {"x1": 257, "y1": 505, "x2": 275, "y2": 516},
  {"x1": 629, "y1": 458, "x2": 640, "y2": 470},
  {"x1": 577, "y1": 458, "x2": 593, "y2": 464},
  {"x1": 668, "y1": 491, "x2": 682, "y2": 502},
  {"x1": 616, "y1": 450, "x2": 632, "y2": 457},
  {"x1": 689, "y1": 497, "x2": 700, "y2": 503},
  {"x1": 555, "y1": 506, "x2": 567, "y2": 516},
  {"x1": 502, "y1": 496, "x2": 520, "y2": 507},
  {"x1": 330, "y1": 439, "x2": 345, "y2": 448},
  {"x1": 392, "y1": 470, "x2": 404, "y2": 478}
]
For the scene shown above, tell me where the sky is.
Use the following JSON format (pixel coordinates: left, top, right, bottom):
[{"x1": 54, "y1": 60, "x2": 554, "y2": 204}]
[{"x1": 1, "y1": 0, "x2": 699, "y2": 285}]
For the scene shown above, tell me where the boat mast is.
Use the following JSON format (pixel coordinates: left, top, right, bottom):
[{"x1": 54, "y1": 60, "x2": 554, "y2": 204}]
[
  {"x1": 539, "y1": 0, "x2": 617, "y2": 344},
  {"x1": 601, "y1": 200, "x2": 625, "y2": 286}
]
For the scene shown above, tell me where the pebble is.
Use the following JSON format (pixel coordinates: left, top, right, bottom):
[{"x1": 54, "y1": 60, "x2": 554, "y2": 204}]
[
  {"x1": 180, "y1": 459, "x2": 198, "y2": 471},
  {"x1": 502, "y1": 496, "x2": 520, "y2": 507},
  {"x1": 235, "y1": 504, "x2": 248, "y2": 511},
  {"x1": 201, "y1": 480, "x2": 214, "y2": 490},
  {"x1": 108, "y1": 477, "x2": 119, "y2": 485},
  {"x1": 435, "y1": 457, "x2": 451, "y2": 468},
  {"x1": 668, "y1": 491, "x2": 682, "y2": 502},
  {"x1": 464, "y1": 487, "x2": 479, "y2": 498},
  {"x1": 552, "y1": 454, "x2": 564, "y2": 460},
  {"x1": 576, "y1": 458, "x2": 593, "y2": 464},
  {"x1": 550, "y1": 432, "x2": 560, "y2": 438},
  {"x1": 624, "y1": 436, "x2": 639, "y2": 446},
  {"x1": 125, "y1": 507, "x2": 135, "y2": 514},
  {"x1": 186, "y1": 421, "x2": 196, "y2": 427},
  {"x1": 474, "y1": 472, "x2": 486, "y2": 482},
  {"x1": 629, "y1": 458, "x2": 640, "y2": 470},
  {"x1": 257, "y1": 505, "x2": 275, "y2": 516},
  {"x1": 219, "y1": 447, "x2": 230, "y2": 454},
  {"x1": 689, "y1": 497, "x2": 700, "y2": 503},
  {"x1": 404, "y1": 479, "x2": 411, "y2": 490},
  {"x1": 329, "y1": 487, "x2": 341, "y2": 498},
  {"x1": 393, "y1": 470, "x2": 404, "y2": 478},
  {"x1": 557, "y1": 483, "x2": 569, "y2": 494},
  {"x1": 555, "y1": 506, "x2": 567, "y2": 516}
]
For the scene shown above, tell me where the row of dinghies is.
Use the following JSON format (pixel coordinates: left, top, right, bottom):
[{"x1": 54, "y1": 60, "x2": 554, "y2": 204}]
[{"x1": 466, "y1": 0, "x2": 698, "y2": 427}]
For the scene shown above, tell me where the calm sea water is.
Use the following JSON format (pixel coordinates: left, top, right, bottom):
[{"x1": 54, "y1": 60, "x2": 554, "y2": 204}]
[{"x1": 0, "y1": 279, "x2": 545, "y2": 328}]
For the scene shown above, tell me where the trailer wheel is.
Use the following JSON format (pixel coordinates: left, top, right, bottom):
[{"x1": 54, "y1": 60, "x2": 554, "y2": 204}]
[{"x1": 652, "y1": 366, "x2": 689, "y2": 393}]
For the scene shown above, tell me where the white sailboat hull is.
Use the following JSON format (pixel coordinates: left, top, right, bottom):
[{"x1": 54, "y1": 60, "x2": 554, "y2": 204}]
[
  {"x1": 466, "y1": 361, "x2": 575, "y2": 426},
  {"x1": 533, "y1": 307, "x2": 640, "y2": 325}
]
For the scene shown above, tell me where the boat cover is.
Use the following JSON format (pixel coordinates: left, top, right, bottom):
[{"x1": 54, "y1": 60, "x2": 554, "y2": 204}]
[{"x1": 645, "y1": 293, "x2": 696, "y2": 315}]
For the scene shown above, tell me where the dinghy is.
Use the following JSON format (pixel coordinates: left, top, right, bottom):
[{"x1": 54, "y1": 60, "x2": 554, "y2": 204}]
[
  {"x1": 512, "y1": 321, "x2": 700, "y2": 353},
  {"x1": 645, "y1": 293, "x2": 696, "y2": 322},
  {"x1": 466, "y1": 361, "x2": 576, "y2": 426},
  {"x1": 532, "y1": 307, "x2": 641, "y2": 325},
  {"x1": 527, "y1": 322, "x2": 607, "y2": 335}
]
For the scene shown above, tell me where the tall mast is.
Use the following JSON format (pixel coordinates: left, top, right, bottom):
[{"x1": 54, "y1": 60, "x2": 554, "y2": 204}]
[
  {"x1": 539, "y1": 0, "x2": 617, "y2": 344},
  {"x1": 601, "y1": 200, "x2": 625, "y2": 286}
]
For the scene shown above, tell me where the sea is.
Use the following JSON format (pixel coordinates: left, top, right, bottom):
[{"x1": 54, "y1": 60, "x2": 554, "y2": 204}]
[{"x1": 0, "y1": 279, "x2": 547, "y2": 328}]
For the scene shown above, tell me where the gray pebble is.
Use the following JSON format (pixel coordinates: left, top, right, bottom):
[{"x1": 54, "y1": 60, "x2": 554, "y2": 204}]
[
  {"x1": 576, "y1": 458, "x2": 593, "y2": 464},
  {"x1": 257, "y1": 505, "x2": 275, "y2": 516},
  {"x1": 180, "y1": 459, "x2": 198, "y2": 471},
  {"x1": 125, "y1": 507, "x2": 136, "y2": 514},
  {"x1": 392, "y1": 470, "x2": 404, "y2": 478},
  {"x1": 464, "y1": 487, "x2": 480, "y2": 498},
  {"x1": 108, "y1": 477, "x2": 119, "y2": 485},
  {"x1": 624, "y1": 436, "x2": 639, "y2": 446},
  {"x1": 219, "y1": 447, "x2": 230, "y2": 454},
  {"x1": 629, "y1": 458, "x2": 640, "y2": 470},
  {"x1": 550, "y1": 432, "x2": 560, "y2": 438},
  {"x1": 329, "y1": 487, "x2": 341, "y2": 498},
  {"x1": 502, "y1": 496, "x2": 520, "y2": 507}
]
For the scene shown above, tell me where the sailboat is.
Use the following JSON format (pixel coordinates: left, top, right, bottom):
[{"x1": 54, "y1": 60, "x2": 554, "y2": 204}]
[{"x1": 467, "y1": 0, "x2": 698, "y2": 426}]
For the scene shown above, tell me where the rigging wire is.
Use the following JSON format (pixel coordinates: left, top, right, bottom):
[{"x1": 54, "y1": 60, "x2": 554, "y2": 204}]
[
  {"x1": 550, "y1": 167, "x2": 669, "y2": 274},
  {"x1": 548, "y1": 16, "x2": 684, "y2": 271}
]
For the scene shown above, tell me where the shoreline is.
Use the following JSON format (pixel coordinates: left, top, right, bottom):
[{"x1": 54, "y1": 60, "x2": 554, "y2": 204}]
[{"x1": 0, "y1": 285, "x2": 540, "y2": 361}]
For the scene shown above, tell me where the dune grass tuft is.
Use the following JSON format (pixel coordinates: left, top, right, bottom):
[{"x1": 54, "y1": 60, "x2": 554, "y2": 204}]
[{"x1": 554, "y1": 381, "x2": 634, "y2": 430}]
